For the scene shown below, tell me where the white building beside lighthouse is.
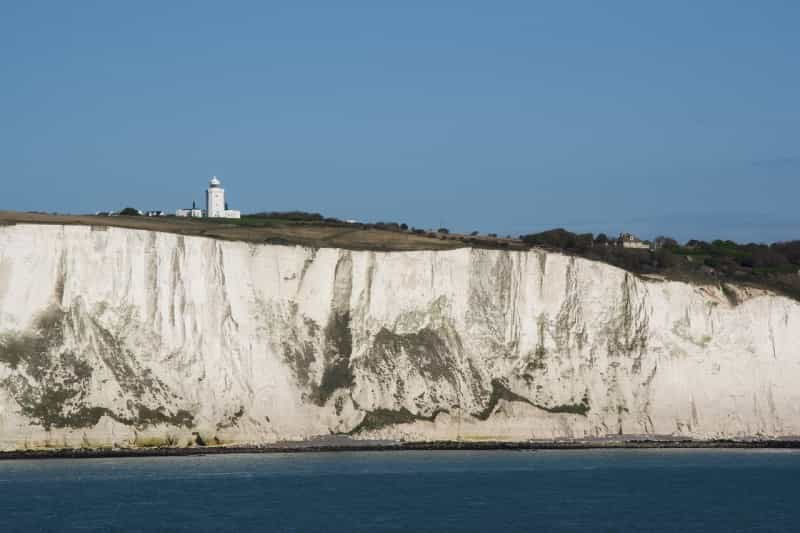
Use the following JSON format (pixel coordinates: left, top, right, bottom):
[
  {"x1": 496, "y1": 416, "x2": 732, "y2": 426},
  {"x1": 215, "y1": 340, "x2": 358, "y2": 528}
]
[{"x1": 205, "y1": 176, "x2": 241, "y2": 219}]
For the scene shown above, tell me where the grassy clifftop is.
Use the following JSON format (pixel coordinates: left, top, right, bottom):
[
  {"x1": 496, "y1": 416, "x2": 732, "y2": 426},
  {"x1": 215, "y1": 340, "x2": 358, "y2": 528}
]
[{"x1": 0, "y1": 211, "x2": 522, "y2": 252}]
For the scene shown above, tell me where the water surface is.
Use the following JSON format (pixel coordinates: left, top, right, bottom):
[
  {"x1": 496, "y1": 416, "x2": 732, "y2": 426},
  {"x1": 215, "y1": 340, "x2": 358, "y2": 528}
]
[{"x1": 1, "y1": 449, "x2": 797, "y2": 532}]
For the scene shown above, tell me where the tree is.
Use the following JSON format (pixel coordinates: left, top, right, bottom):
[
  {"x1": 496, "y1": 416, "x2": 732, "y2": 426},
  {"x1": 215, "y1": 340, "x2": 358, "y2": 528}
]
[
  {"x1": 772, "y1": 241, "x2": 800, "y2": 265},
  {"x1": 686, "y1": 239, "x2": 709, "y2": 249},
  {"x1": 595, "y1": 233, "x2": 609, "y2": 245},
  {"x1": 119, "y1": 207, "x2": 140, "y2": 216},
  {"x1": 574, "y1": 233, "x2": 594, "y2": 252},
  {"x1": 437, "y1": 228, "x2": 449, "y2": 234},
  {"x1": 520, "y1": 228, "x2": 577, "y2": 249},
  {"x1": 745, "y1": 247, "x2": 789, "y2": 269},
  {"x1": 654, "y1": 236, "x2": 678, "y2": 249},
  {"x1": 654, "y1": 248, "x2": 677, "y2": 268},
  {"x1": 712, "y1": 239, "x2": 738, "y2": 249}
]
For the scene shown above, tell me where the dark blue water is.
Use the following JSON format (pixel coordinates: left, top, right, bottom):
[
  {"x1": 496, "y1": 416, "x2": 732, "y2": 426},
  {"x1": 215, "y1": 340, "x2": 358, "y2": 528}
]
[{"x1": 1, "y1": 449, "x2": 798, "y2": 532}]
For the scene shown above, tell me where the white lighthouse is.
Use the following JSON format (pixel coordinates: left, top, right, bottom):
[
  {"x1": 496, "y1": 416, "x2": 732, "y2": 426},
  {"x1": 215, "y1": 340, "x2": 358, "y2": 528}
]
[
  {"x1": 205, "y1": 176, "x2": 241, "y2": 219},
  {"x1": 206, "y1": 176, "x2": 225, "y2": 217}
]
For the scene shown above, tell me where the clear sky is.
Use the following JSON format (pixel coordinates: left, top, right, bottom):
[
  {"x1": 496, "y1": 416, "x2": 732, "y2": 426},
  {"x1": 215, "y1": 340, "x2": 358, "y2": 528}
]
[{"x1": 1, "y1": 1, "x2": 798, "y2": 242}]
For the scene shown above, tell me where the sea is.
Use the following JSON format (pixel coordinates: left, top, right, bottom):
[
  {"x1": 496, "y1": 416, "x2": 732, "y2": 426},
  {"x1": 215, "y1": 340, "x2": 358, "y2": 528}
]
[{"x1": 1, "y1": 449, "x2": 798, "y2": 532}]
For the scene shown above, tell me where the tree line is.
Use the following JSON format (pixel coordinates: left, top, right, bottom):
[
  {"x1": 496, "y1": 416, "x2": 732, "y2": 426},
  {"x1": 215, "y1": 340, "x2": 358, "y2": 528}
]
[{"x1": 519, "y1": 228, "x2": 800, "y2": 300}]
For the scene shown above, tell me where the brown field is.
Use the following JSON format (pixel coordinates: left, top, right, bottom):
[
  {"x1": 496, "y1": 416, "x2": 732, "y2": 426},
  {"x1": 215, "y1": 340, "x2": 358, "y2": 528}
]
[{"x1": 0, "y1": 211, "x2": 524, "y2": 252}]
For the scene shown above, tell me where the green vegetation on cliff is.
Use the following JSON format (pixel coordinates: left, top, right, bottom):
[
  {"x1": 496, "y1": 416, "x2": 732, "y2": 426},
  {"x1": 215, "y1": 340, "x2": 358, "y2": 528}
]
[{"x1": 520, "y1": 229, "x2": 800, "y2": 301}]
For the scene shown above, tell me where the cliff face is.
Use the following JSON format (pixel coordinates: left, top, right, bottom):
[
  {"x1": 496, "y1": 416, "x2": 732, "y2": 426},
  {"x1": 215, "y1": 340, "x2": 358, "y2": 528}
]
[{"x1": 0, "y1": 224, "x2": 798, "y2": 450}]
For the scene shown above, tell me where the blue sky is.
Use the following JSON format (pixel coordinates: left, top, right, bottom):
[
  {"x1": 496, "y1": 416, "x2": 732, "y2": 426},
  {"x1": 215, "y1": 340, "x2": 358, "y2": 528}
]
[{"x1": 1, "y1": 1, "x2": 798, "y2": 242}]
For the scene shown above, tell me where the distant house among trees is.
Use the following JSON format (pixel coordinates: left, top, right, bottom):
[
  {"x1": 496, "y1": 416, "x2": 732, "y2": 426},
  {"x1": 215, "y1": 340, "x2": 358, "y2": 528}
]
[
  {"x1": 176, "y1": 207, "x2": 203, "y2": 218},
  {"x1": 618, "y1": 233, "x2": 650, "y2": 250}
]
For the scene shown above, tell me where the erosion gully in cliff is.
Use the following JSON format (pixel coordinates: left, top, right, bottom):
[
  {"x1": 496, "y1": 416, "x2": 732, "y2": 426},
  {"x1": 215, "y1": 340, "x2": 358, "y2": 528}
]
[{"x1": 0, "y1": 223, "x2": 798, "y2": 452}]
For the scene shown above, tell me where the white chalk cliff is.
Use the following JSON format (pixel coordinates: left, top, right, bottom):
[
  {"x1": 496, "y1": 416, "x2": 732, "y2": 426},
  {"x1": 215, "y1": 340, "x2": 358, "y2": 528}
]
[{"x1": 0, "y1": 223, "x2": 798, "y2": 450}]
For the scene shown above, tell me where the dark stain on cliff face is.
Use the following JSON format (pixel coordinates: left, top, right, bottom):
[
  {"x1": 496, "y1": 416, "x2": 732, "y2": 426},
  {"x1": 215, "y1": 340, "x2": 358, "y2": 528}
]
[
  {"x1": 89, "y1": 316, "x2": 171, "y2": 401},
  {"x1": 474, "y1": 379, "x2": 590, "y2": 420},
  {"x1": 721, "y1": 283, "x2": 740, "y2": 307},
  {"x1": 0, "y1": 307, "x2": 67, "y2": 379},
  {"x1": 348, "y1": 407, "x2": 448, "y2": 434},
  {"x1": 54, "y1": 252, "x2": 67, "y2": 304},
  {"x1": 466, "y1": 359, "x2": 489, "y2": 407},
  {"x1": 553, "y1": 258, "x2": 589, "y2": 354},
  {"x1": 0, "y1": 305, "x2": 194, "y2": 431},
  {"x1": 606, "y1": 274, "x2": 649, "y2": 363},
  {"x1": 282, "y1": 338, "x2": 317, "y2": 388},
  {"x1": 0, "y1": 308, "x2": 97, "y2": 430},
  {"x1": 310, "y1": 252, "x2": 355, "y2": 406},
  {"x1": 474, "y1": 379, "x2": 535, "y2": 420},
  {"x1": 279, "y1": 303, "x2": 320, "y2": 389},
  {"x1": 311, "y1": 310, "x2": 354, "y2": 405},
  {"x1": 298, "y1": 249, "x2": 317, "y2": 288},
  {"x1": 367, "y1": 327, "x2": 459, "y2": 387},
  {"x1": 356, "y1": 313, "x2": 467, "y2": 413},
  {"x1": 533, "y1": 316, "x2": 548, "y2": 370},
  {"x1": 135, "y1": 405, "x2": 194, "y2": 428},
  {"x1": 216, "y1": 406, "x2": 246, "y2": 430},
  {"x1": 518, "y1": 316, "x2": 549, "y2": 381}
]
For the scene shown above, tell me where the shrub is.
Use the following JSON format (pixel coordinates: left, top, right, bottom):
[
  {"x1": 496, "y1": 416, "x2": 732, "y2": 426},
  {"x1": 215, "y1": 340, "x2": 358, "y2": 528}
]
[
  {"x1": 655, "y1": 248, "x2": 678, "y2": 269},
  {"x1": 772, "y1": 241, "x2": 800, "y2": 265},
  {"x1": 249, "y1": 211, "x2": 326, "y2": 222},
  {"x1": 654, "y1": 236, "x2": 679, "y2": 249},
  {"x1": 574, "y1": 233, "x2": 594, "y2": 252},
  {"x1": 521, "y1": 228, "x2": 577, "y2": 249}
]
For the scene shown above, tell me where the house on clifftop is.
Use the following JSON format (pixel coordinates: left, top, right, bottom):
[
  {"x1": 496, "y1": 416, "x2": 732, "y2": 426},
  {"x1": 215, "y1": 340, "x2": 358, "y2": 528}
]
[{"x1": 618, "y1": 232, "x2": 650, "y2": 250}]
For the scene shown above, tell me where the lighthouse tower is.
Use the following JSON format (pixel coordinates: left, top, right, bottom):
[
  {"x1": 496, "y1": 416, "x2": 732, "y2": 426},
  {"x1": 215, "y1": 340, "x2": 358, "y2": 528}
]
[{"x1": 206, "y1": 176, "x2": 225, "y2": 218}]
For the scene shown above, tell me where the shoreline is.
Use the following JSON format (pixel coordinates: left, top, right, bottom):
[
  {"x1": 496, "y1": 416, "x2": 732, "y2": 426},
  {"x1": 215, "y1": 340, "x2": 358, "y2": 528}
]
[{"x1": 3, "y1": 439, "x2": 800, "y2": 461}]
